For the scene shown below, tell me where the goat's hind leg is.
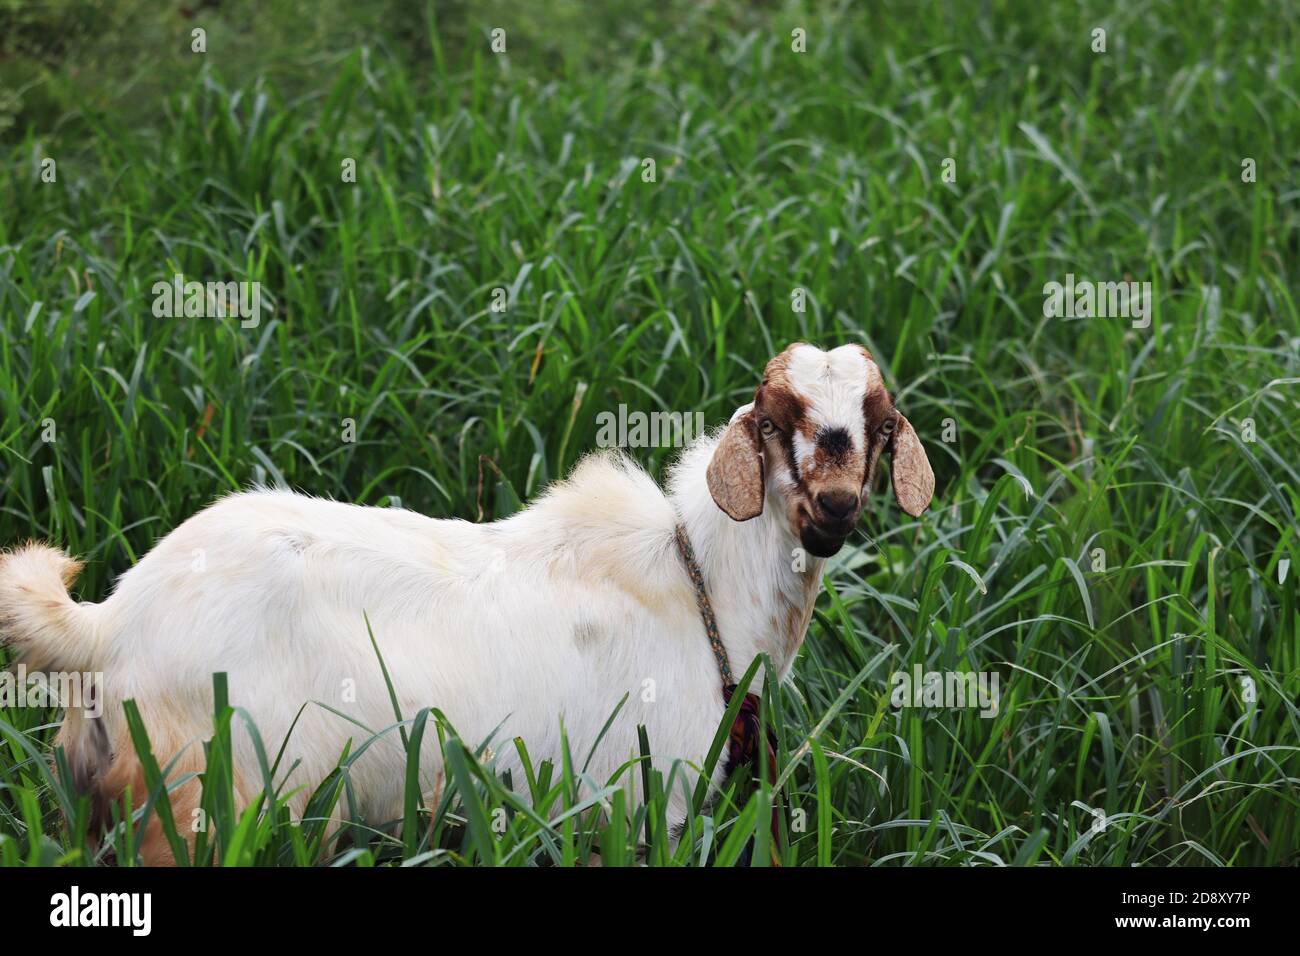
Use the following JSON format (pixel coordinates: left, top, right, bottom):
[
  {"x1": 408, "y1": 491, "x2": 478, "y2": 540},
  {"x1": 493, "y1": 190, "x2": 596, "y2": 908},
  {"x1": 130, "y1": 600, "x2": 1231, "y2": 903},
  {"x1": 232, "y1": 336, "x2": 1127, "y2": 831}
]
[{"x1": 59, "y1": 707, "x2": 245, "y2": 866}]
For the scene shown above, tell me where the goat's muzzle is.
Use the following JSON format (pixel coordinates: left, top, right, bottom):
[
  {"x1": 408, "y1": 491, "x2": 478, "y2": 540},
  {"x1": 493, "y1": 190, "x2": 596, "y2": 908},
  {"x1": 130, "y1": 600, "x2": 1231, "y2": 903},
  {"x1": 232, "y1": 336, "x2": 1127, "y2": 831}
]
[
  {"x1": 796, "y1": 488, "x2": 861, "y2": 557},
  {"x1": 799, "y1": 511, "x2": 858, "y2": 557}
]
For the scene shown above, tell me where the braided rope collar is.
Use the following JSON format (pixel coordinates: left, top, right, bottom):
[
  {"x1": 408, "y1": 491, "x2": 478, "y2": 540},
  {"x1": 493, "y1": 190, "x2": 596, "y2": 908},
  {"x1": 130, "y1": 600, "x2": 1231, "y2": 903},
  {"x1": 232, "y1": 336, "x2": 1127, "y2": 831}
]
[
  {"x1": 673, "y1": 522, "x2": 782, "y2": 864},
  {"x1": 673, "y1": 524, "x2": 734, "y2": 687}
]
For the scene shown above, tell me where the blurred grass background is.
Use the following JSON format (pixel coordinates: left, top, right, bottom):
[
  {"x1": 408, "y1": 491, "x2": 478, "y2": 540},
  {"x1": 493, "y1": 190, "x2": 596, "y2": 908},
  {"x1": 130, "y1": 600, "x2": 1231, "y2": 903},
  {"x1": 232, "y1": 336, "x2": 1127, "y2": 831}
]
[{"x1": 1, "y1": 0, "x2": 1298, "y2": 865}]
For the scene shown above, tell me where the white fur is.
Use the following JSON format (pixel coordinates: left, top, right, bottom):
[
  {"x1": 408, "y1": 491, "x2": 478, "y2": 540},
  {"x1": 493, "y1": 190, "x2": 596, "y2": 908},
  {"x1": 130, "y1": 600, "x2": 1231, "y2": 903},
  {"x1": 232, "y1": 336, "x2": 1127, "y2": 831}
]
[{"x1": 2, "y1": 431, "x2": 825, "y2": 831}]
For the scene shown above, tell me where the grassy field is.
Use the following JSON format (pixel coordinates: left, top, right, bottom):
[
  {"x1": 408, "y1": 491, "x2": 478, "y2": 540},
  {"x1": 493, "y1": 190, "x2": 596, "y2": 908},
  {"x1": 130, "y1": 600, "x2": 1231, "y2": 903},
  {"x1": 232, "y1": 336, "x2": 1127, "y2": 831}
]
[{"x1": 1, "y1": 0, "x2": 1298, "y2": 866}]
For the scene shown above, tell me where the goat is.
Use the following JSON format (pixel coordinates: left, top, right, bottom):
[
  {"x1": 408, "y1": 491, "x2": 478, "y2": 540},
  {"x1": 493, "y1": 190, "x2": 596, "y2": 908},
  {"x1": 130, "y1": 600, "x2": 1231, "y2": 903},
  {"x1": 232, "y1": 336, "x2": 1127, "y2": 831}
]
[{"x1": 0, "y1": 342, "x2": 933, "y2": 863}]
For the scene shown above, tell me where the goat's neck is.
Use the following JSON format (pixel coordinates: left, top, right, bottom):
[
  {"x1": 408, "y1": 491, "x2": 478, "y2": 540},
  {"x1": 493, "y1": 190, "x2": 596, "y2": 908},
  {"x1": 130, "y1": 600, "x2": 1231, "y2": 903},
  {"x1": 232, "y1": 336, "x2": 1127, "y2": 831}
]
[{"x1": 669, "y1": 446, "x2": 824, "y2": 687}]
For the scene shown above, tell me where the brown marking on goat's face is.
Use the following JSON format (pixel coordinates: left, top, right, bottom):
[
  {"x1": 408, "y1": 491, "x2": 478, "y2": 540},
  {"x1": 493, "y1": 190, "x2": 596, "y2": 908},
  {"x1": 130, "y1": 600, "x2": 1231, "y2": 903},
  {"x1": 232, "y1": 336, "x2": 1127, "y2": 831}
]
[
  {"x1": 861, "y1": 387, "x2": 898, "y2": 498},
  {"x1": 753, "y1": 364, "x2": 810, "y2": 494},
  {"x1": 855, "y1": 344, "x2": 896, "y2": 489}
]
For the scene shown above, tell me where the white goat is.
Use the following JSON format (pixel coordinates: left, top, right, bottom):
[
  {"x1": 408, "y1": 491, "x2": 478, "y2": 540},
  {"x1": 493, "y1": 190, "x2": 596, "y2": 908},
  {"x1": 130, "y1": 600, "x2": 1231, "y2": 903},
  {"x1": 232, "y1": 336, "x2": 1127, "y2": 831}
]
[{"x1": 0, "y1": 343, "x2": 933, "y2": 863}]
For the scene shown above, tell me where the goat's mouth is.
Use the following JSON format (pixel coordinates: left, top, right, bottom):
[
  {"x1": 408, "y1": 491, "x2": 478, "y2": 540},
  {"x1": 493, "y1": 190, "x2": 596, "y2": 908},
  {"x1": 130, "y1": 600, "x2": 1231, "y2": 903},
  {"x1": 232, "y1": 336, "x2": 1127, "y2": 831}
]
[{"x1": 799, "y1": 523, "x2": 850, "y2": 558}]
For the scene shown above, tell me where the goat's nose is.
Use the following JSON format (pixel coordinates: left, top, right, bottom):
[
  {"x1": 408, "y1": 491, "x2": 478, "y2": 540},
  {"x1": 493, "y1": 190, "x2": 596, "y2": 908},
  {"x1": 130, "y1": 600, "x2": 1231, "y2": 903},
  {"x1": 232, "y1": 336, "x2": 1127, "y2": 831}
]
[{"x1": 816, "y1": 490, "x2": 859, "y2": 521}]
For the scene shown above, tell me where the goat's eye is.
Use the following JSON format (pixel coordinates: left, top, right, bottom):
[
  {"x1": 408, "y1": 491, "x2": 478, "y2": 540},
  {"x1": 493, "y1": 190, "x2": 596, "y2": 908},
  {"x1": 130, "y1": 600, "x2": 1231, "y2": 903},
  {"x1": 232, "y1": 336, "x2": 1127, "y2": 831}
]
[
  {"x1": 880, "y1": 417, "x2": 896, "y2": 436},
  {"x1": 759, "y1": 418, "x2": 776, "y2": 438}
]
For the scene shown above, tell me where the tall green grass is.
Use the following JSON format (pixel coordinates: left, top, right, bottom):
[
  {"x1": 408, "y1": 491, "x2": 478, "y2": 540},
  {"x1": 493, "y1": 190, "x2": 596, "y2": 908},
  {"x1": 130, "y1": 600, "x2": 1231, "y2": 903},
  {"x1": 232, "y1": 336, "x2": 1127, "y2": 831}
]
[{"x1": 1, "y1": 0, "x2": 1298, "y2": 865}]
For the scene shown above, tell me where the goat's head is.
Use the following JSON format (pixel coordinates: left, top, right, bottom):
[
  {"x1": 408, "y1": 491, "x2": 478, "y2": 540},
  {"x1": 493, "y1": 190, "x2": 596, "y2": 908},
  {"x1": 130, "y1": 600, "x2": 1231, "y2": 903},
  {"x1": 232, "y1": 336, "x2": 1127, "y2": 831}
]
[{"x1": 706, "y1": 343, "x2": 934, "y2": 558}]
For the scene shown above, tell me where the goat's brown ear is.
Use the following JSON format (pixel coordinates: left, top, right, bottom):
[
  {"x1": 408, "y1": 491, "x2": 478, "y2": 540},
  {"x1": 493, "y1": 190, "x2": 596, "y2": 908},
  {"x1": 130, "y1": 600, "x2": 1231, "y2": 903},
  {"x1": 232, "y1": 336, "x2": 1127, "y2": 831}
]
[
  {"x1": 889, "y1": 414, "x2": 934, "y2": 517},
  {"x1": 707, "y1": 409, "x2": 764, "y2": 521}
]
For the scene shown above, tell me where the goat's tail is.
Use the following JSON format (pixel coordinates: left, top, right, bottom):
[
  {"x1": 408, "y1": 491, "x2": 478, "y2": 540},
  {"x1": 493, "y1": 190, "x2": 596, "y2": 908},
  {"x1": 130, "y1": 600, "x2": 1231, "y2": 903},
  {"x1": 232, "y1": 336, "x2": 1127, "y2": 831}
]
[{"x1": 0, "y1": 543, "x2": 100, "y2": 673}]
